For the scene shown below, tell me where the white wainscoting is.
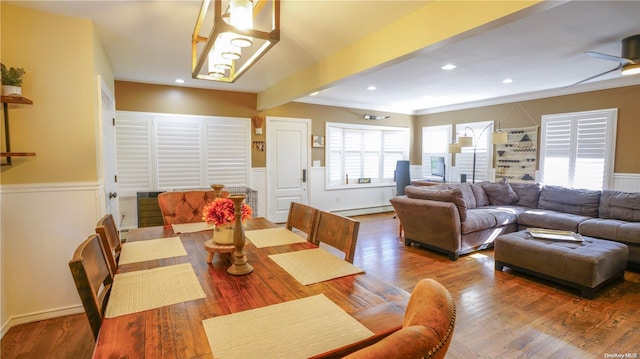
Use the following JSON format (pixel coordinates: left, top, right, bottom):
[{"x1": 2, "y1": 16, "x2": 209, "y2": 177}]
[
  {"x1": 308, "y1": 167, "x2": 395, "y2": 216},
  {"x1": 0, "y1": 182, "x2": 103, "y2": 339},
  {"x1": 612, "y1": 173, "x2": 640, "y2": 192}
]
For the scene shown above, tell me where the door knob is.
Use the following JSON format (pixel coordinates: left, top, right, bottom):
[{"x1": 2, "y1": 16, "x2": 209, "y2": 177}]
[{"x1": 109, "y1": 192, "x2": 118, "y2": 199}]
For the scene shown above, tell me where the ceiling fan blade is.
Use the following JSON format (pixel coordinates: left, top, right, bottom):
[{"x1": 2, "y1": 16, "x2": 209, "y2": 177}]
[
  {"x1": 585, "y1": 51, "x2": 632, "y2": 65},
  {"x1": 565, "y1": 64, "x2": 622, "y2": 88}
]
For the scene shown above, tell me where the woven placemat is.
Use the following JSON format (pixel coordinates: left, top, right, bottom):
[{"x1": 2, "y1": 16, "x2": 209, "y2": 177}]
[
  {"x1": 105, "y1": 263, "x2": 205, "y2": 318},
  {"x1": 119, "y1": 236, "x2": 187, "y2": 265},
  {"x1": 202, "y1": 294, "x2": 374, "y2": 359},
  {"x1": 245, "y1": 227, "x2": 307, "y2": 248},
  {"x1": 171, "y1": 222, "x2": 213, "y2": 234},
  {"x1": 268, "y1": 248, "x2": 364, "y2": 285}
]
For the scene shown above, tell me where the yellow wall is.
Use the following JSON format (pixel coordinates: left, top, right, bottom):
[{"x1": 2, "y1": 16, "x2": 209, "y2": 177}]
[
  {"x1": 416, "y1": 85, "x2": 640, "y2": 174},
  {"x1": 1, "y1": 4, "x2": 107, "y2": 184}
]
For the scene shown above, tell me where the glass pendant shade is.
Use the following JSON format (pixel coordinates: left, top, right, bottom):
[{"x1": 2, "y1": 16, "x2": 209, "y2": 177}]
[
  {"x1": 458, "y1": 136, "x2": 473, "y2": 147},
  {"x1": 219, "y1": 33, "x2": 241, "y2": 60},
  {"x1": 230, "y1": 0, "x2": 253, "y2": 48}
]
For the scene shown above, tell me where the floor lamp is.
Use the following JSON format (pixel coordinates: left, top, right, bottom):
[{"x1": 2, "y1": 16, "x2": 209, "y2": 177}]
[{"x1": 455, "y1": 123, "x2": 508, "y2": 183}]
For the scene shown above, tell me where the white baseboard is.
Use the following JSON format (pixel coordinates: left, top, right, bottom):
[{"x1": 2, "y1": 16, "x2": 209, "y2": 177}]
[
  {"x1": 1, "y1": 305, "x2": 85, "y2": 339},
  {"x1": 332, "y1": 205, "x2": 394, "y2": 217}
]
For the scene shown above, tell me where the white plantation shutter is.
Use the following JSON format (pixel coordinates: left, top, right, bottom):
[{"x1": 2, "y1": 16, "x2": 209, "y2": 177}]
[
  {"x1": 455, "y1": 121, "x2": 493, "y2": 183},
  {"x1": 115, "y1": 113, "x2": 152, "y2": 195},
  {"x1": 422, "y1": 125, "x2": 452, "y2": 178},
  {"x1": 206, "y1": 119, "x2": 250, "y2": 186},
  {"x1": 154, "y1": 116, "x2": 203, "y2": 189},
  {"x1": 325, "y1": 122, "x2": 409, "y2": 188},
  {"x1": 115, "y1": 111, "x2": 250, "y2": 195},
  {"x1": 540, "y1": 109, "x2": 616, "y2": 190},
  {"x1": 383, "y1": 131, "x2": 405, "y2": 179}
]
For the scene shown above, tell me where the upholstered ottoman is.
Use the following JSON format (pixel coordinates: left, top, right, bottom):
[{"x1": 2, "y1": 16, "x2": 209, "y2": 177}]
[{"x1": 494, "y1": 230, "x2": 628, "y2": 298}]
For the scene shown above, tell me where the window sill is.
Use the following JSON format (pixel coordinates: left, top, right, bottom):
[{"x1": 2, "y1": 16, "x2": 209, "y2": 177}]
[{"x1": 326, "y1": 183, "x2": 395, "y2": 191}]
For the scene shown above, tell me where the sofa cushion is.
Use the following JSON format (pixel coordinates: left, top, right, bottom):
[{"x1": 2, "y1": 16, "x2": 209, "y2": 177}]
[
  {"x1": 538, "y1": 185, "x2": 600, "y2": 217},
  {"x1": 405, "y1": 186, "x2": 467, "y2": 221},
  {"x1": 482, "y1": 182, "x2": 519, "y2": 205},
  {"x1": 517, "y1": 208, "x2": 591, "y2": 232},
  {"x1": 599, "y1": 190, "x2": 640, "y2": 222},
  {"x1": 509, "y1": 182, "x2": 541, "y2": 208},
  {"x1": 461, "y1": 209, "x2": 497, "y2": 234},
  {"x1": 470, "y1": 182, "x2": 491, "y2": 207},
  {"x1": 449, "y1": 183, "x2": 477, "y2": 209},
  {"x1": 579, "y1": 218, "x2": 640, "y2": 245},
  {"x1": 483, "y1": 205, "x2": 528, "y2": 225}
]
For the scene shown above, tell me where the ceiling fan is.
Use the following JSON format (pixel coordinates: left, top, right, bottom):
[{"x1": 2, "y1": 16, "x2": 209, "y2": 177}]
[{"x1": 570, "y1": 34, "x2": 640, "y2": 86}]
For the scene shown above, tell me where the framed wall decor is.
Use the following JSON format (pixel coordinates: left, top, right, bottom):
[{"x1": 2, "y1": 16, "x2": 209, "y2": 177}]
[{"x1": 312, "y1": 135, "x2": 324, "y2": 148}]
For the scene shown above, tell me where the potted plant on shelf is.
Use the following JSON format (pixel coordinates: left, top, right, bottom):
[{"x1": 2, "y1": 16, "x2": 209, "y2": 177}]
[{"x1": 1, "y1": 63, "x2": 26, "y2": 97}]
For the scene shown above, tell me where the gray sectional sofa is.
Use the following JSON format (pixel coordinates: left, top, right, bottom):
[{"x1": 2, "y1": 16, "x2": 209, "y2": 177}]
[{"x1": 390, "y1": 181, "x2": 640, "y2": 269}]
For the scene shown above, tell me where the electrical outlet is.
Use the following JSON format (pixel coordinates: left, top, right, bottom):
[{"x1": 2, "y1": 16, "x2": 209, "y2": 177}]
[{"x1": 336, "y1": 196, "x2": 340, "y2": 203}]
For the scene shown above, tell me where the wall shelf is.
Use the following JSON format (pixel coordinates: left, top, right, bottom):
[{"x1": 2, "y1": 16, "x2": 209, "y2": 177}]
[{"x1": 1, "y1": 95, "x2": 35, "y2": 166}]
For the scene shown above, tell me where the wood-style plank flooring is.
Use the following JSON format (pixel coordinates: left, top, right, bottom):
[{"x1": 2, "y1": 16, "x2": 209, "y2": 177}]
[{"x1": 2, "y1": 212, "x2": 639, "y2": 358}]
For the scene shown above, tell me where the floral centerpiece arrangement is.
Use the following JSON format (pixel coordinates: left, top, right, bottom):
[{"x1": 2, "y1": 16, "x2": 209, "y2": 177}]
[
  {"x1": 202, "y1": 197, "x2": 253, "y2": 226},
  {"x1": 202, "y1": 197, "x2": 252, "y2": 244}
]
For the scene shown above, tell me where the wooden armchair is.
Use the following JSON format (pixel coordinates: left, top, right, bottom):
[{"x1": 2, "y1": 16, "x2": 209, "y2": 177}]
[
  {"x1": 68, "y1": 234, "x2": 113, "y2": 340},
  {"x1": 157, "y1": 190, "x2": 218, "y2": 225},
  {"x1": 312, "y1": 211, "x2": 360, "y2": 263},
  {"x1": 343, "y1": 278, "x2": 456, "y2": 359},
  {"x1": 95, "y1": 214, "x2": 121, "y2": 275},
  {"x1": 285, "y1": 202, "x2": 319, "y2": 242}
]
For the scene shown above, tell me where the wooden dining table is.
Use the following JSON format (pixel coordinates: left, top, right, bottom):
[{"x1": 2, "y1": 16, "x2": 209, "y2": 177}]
[{"x1": 93, "y1": 217, "x2": 410, "y2": 358}]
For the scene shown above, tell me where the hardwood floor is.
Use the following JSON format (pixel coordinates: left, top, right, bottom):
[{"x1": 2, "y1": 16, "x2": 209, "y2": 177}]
[{"x1": 2, "y1": 212, "x2": 639, "y2": 358}]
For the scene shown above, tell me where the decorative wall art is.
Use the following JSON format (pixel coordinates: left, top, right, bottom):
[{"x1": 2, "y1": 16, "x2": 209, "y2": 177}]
[
  {"x1": 494, "y1": 126, "x2": 538, "y2": 183},
  {"x1": 312, "y1": 135, "x2": 325, "y2": 148}
]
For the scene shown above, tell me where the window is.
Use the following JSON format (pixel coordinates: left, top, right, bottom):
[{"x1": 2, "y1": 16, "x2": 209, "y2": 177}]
[
  {"x1": 540, "y1": 109, "x2": 617, "y2": 190},
  {"x1": 115, "y1": 111, "x2": 250, "y2": 196},
  {"x1": 455, "y1": 121, "x2": 494, "y2": 183},
  {"x1": 422, "y1": 125, "x2": 453, "y2": 180},
  {"x1": 326, "y1": 122, "x2": 409, "y2": 188}
]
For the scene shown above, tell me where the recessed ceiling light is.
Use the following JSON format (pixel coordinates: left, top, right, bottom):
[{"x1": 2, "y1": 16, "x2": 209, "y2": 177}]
[
  {"x1": 502, "y1": 78, "x2": 513, "y2": 84},
  {"x1": 175, "y1": 79, "x2": 185, "y2": 84},
  {"x1": 367, "y1": 86, "x2": 377, "y2": 91},
  {"x1": 441, "y1": 64, "x2": 457, "y2": 70}
]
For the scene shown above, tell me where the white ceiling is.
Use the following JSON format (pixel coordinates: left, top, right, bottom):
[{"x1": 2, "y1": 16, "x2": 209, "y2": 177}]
[{"x1": 8, "y1": 0, "x2": 640, "y2": 115}]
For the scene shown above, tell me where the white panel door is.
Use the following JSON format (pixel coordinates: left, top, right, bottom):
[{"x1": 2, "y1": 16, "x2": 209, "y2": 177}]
[
  {"x1": 266, "y1": 117, "x2": 310, "y2": 223},
  {"x1": 99, "y1": 77, "x2": 119, "y2": 219}
]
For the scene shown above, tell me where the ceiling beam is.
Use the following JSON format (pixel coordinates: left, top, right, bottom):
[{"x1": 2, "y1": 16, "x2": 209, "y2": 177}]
[{"x1": 257, "y1": 0, "x2": 552, "y2": 111}]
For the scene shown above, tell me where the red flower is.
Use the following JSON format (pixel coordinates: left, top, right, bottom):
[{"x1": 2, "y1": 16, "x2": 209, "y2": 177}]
[{"x1": 202, "y1": 198, "x2": 252, "y2": 226}]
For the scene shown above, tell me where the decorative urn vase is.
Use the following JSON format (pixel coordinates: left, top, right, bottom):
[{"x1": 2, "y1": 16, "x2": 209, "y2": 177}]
[{"x1": 213, "y1": 225, "x2": 234, "y2": 245}]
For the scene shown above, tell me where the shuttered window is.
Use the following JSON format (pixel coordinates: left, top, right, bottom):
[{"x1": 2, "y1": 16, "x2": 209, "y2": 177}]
[
  {"x1": 115, "y1": 111, "x2": 250, "y2": 196},
  {"x1": 326, "y1": 122, "x2": 409, "y2": 188},
  {"x1": 422, "y1": 125, "x2": 452, "y2": 180},
  {"x1": 540, "y1": 109, "x2": 617, "y2": 190},
  {"x1": 455, "y1": 121, "x2": 493, "y2": 183}
]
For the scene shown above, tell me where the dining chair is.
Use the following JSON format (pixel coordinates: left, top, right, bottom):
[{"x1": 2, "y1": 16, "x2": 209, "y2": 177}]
[
  {"x1": 343, "y1": 278, "x2": 456, "y2": 359},
  {"x1": 312, "y1": 211, "x2": 360, "y2": 263},
  {"x1": 285, "y1": 202, "x2": 319, "y2": 243},
  {"x1": 95, "y1": 214, "x2": 121, "y2": 275},
  {"x1": 157, "y1": 190, "x2": 218, "y2": 225},
  {"x1": 68, "y1": 234, "x2": 114, "y2": 340}
]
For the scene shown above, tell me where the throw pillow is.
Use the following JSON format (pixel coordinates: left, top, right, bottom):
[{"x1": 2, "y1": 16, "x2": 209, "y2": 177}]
[
  {"x1": 481, "y1": 182, "x2": 519, "y2": 205},
  {"x1": 405, "y1": 186, "x2": 468, "y2": 221}
]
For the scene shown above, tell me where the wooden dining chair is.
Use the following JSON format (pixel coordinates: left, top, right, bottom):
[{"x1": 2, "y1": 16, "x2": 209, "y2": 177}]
[
  {"x1": 312, "y1": 211, "x2": 360, "y2": 263},
  {"x1": 68, "y1": 234, "x2": 113, "y2": 340},
  {"x1": 285, "y1": 201, "x2": 319, "y2": 243},
  {"x1": 342, "y1": 278, "x2": 456, "y2": 359},
  {"x1": 95, "y1": 214, "x2": 121, "y2": 275}
]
